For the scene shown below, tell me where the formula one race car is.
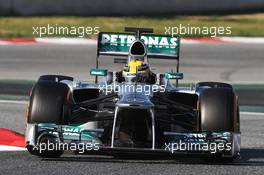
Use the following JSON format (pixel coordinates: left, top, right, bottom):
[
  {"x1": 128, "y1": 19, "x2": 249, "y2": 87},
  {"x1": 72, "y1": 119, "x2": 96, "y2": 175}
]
[{"x1": 25, "y1": 27, "x2": 241, "y2": 161}]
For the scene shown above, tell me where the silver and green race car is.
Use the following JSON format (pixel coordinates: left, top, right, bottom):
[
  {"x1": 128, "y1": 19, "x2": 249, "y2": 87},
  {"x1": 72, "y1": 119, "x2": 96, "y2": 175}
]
[{"x1": 25, "y1": 27, "x2": 240, "y2": 161}]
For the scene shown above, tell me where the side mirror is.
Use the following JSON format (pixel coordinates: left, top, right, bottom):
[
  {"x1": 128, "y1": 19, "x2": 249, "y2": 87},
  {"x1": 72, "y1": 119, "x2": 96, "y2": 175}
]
[
  {"x1": 165, "y1": 72, "x2": 183, "y2": 80},
  {"x1": 90, "y1": 68, "x2": 108, "y2": 76}
]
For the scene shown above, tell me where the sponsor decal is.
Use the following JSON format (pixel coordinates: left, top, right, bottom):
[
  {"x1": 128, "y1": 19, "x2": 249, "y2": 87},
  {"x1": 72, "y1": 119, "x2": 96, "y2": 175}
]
[{"x1": 100, "y1": 33, "x2": 179, "y2": 48}]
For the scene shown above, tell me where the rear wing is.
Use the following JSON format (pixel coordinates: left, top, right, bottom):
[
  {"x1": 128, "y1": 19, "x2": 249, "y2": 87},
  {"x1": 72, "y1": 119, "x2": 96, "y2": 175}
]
[
  {"x1": 95, "y1": 29, "x2": 181, "y2": 85},
  {"x1": 97, "y1": 32, "x2": 180, "y2": 59}
]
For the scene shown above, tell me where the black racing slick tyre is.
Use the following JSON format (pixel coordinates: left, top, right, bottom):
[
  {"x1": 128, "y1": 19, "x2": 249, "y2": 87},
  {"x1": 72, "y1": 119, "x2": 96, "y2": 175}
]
[
  {"x1": 199, "y1": 87, "x2": 240, "y2": 162},
  {"x1": 27, "y1": 81, "x2": 70, "y2": 125},
  {"x1": 199, "y1": 87, "x2": 237, "y2": 132},
  {"x1": 196, "y1": 82, "x2": 233, "y2": 90},
  {"x1": 38, "y1": 75, "x2": 73, "y2": 82}
]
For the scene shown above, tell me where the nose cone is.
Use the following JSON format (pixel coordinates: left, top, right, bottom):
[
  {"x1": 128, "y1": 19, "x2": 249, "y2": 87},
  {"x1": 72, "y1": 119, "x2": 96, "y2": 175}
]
[{"x1": 116, "y1": 92, "x2": 154, "y2": 109}]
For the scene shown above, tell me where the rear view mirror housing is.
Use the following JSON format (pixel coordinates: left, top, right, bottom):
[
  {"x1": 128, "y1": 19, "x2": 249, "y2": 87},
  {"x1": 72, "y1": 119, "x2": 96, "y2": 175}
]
[
  {"x1": 90, "y1": 68, "x2": 108, "y2": 76},
  {"x1": 165, "y1": 72, "x2": 183, "y2": 80}
]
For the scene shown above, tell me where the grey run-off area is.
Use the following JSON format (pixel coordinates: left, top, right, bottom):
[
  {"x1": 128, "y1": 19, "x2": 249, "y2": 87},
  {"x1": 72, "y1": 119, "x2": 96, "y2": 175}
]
[{"x1": 0, "y1": 43, "x2": 263, "y2": 83}]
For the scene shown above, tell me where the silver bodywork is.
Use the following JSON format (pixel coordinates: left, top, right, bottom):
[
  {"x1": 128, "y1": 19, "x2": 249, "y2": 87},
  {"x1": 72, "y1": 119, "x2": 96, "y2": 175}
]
[{"x1": 26, "y1": 79, "x2": 241, "y2": 157}]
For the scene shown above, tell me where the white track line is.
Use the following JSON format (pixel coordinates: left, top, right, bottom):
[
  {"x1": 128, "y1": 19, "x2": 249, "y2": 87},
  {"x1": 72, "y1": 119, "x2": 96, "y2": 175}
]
[
  {"x1": 0, "y1": 145, "x2": 26, "y2": 151},
  {"x1": 0, "y1": 41, "x2": 12, "y2": 45},
  {"x1": 35, "y1": 38, "x2": 97, "y2": 45},
  {"x1": 0, "y1": 100, "x2": 28, "y2": 105},
  {"x1": 222, "y1": 37, "x2": 264, "y2": 44},
  {"x1": 240, "y1": 111, "x2": 264, "y2": 116}
]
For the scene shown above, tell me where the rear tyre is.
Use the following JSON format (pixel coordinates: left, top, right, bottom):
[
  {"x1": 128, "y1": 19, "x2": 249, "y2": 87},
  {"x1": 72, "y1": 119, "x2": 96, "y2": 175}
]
[
  {"x1": 196, "y1": 82, "x2": 232, "y2": 90},
  {"x1": 38, "y1": 75, "x2": 73, "y2": 82}
]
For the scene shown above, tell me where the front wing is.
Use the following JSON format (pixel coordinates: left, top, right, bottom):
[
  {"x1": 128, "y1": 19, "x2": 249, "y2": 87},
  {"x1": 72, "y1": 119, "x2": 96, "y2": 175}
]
[{"x1": 25, "y1": 123, "x2": 241, "y2": 157}]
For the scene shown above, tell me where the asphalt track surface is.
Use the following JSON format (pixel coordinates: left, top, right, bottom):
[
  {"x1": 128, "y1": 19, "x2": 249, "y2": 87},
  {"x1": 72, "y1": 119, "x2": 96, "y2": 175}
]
[
  {"x1": 0, "y1": 43, "x2": 263, "y2": 83},
  {"x1": 0, "y1": 101, "x2": 264, "y2": 175}
]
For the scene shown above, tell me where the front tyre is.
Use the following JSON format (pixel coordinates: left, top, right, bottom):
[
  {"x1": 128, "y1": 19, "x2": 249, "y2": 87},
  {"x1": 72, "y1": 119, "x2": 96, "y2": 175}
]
[
  {"x1": 27, "y1": 81, "x2": 70, "y2": 125},
  {"x1": 27, "y1": 80, "x2": 70, "y2": 158},
  {"x1": 199, "y1": 86, "x2": 240, "y2": 162}
]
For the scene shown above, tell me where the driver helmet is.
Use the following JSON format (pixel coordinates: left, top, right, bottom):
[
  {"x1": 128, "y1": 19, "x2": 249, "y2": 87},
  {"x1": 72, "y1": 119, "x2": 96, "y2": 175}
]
[{"x1": 122, "y1": 56, "x2": 150, "y2": 82}]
